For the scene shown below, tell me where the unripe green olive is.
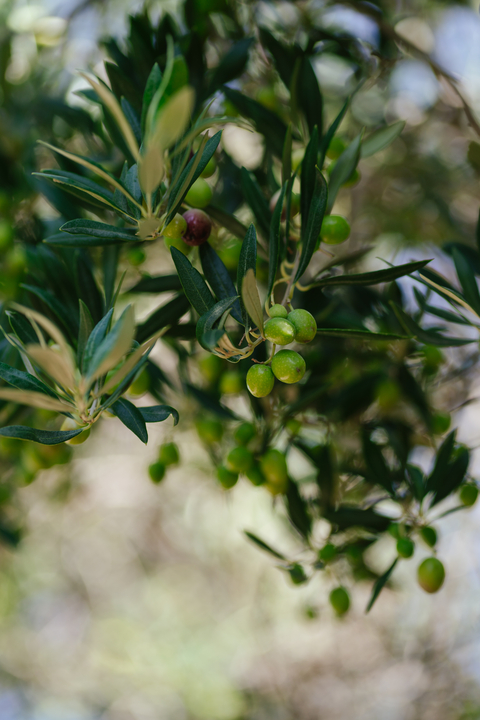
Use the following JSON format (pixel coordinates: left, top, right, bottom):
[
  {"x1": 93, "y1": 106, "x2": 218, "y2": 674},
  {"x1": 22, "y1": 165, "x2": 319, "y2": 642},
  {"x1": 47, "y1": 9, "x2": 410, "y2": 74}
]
[
  {"x1": 287, "y1": 309, "x2": 317, "y2": 344},
  {"x1": 234, "y1": 422, "x2": 256, "y2": 446},
  {"x1": 271, "y1": 350, "x2": 306, "y2": 384},
  {"x1": 397, "y1": 537, "x2": 415, "y2": 559},
  {"x1": 219, "y1": 370, "x2": 243, "y2": 395},
  {"x1": 268, "y1": 304, "x2": 288, "y2": 319},
  {"x1": 163, "y1": 213, "x2": 188, "y2": 239},
  {"x1": 218, "y1": 240, "x2": 242, "y2": 270},
  {"x1": 256, "y1": 86, "x2": 279, "y2": 111},
  {"x1": 318, "y1": 543, "x2": 337, "y2": 563},
  {"x1": 158, "y1": 442, "x2": 179, "y2": 466},
  {"x1": 61, "y1": 418, "x2": 90, "y2": 445},
  {"x1": 420, "y1": 527, "x2": 438, "y2": 548},
  {"x1": 149, "y1": 461, "x2": 166, "y2": 484},
  {"x1": 288, "y1": 563, "x2": 308, "y2": 585},
  {"x1": 196, "y1": 419, "x2": 223, "y2": 444},
  {"x1": 246, "y1": 465, "x2": 266, "y2": 486},
  {"x1": 417, "y1": 557, "x2": 445, "y2": 593},
  {"x1": 164, "y1": 234, "x2": 192, "y2": 256},
  {"x1": 217, "y1": 465, "x2": 238, "y2": 489},
  {"x1": 326, "y1": 136, "x2": 346, "y2": 159},
  {"x1": 127, "y1": 368, "x2": 150, "y2": 397},
  {"x1": 200, "y1": 156, "x2": 217, "y2": 178},
  {"x1": 246, "y1": 364, "x2": 275, "y2": 398},
  {"x1": 199, "y1": 354, "x2": 223, "y2": 383},
  {"x1": 226, "y1": 446, "x2": 254, "y2": 474},
  {"x1": 185, "y1": 178, "x2": 213, "y2": 208},
  {"x1": 320, "y1": 215, "x2": 351, "y2": 245},
  {"x1": 329, "y1": 586, "x2": 350, "y2": 615},
  {"x1": 460, "y1": 484, "x2": 478, "y2": 507},
  {"x1": 432, "y1": 412, "x2": 451, "y2": 435},
  {"x1": 264, "y1": 317, "x2": 296, "y2": 346},
  {"x1": 127, "y1": 248, "x2": 146, "y2": 266},
  {"x1": 260, "y1": 449, "x2": 288, "y2": 495}
]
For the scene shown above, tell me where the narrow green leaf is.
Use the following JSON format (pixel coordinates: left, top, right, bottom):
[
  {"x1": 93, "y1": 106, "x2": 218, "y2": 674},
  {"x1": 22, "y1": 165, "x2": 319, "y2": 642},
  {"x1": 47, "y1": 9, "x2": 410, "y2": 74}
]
[
  {"x1": 82, "y1": 309, "x2": 114, "y2": 375},
  {"x1": 199, "y1": 244, "x2": 243, "y2": 323},
  {"x1": 244, "y1": 530, "x2": 287, "y2": 560},
  {"x1": 282, "y1": 124, "x2": 292, "y2": 185},
  {"x1": 316, "y1": 259, "x2": 432, "y2": 287},
  {"x1": 112, "y1": 397, "x2": 148, "y2": 443},
  {"x1": 390, "y1": 302, "x2": 475, "y2": 347},
  {"x1": 362, "y1": 428, "x2": 395, "y2": 495},
  {"x1": 139, "y1": 405, "x2": 179, "y2": 425},
  {"x1": 186, "y1": 383, "x2": 238, "y2": 420},
  {"x1": 128, "y1": 274, "x2": 182, "y2": 294},
  {"x1": 300, "y1": 126, "x2": 319, "y2": 231},
  {"x1": 315, "y1": 328, "x2": 408, "y2": 341},
  {"x1": 325, "y1": 505, "x2": 391, "y2": 532},
  {"x1": 285, "y1": 479, "x2": 312, "y2": 539},
  {"x1": 205, "y1": 205, "x2": 248, "y2": 240},
  {"x1": 60, "y1": 219, "x2": 138, "y2": 242},
  {"x1": 136, "y1": 294, "x2": 190, "y2": 343},
  {"x1": 361, "y1": 121, "x2": 406, "y2": 158},
  {"x1": 298, "y1": 55, "x2": 323, "y2": 136},
  {"x1": 222, "y1": 86, "x2": 290, "y2": 158},
  {"x1": 452, "y1": 246, "x2": 480, "y2": 316},
  {"x1": 296, "y1": 169, "x2": 328, "y2": 281},
  {"x1": 0, "y1": 362, "x2": 58, "y2": 398},
  {"x1": 45, "y1": 233, "x2": 124, "y2": 248},
  {"x1": 87, "y1": 305, "x2": 135, "y2": 381},
  {"x1": 267, "y1": 183, "x2": 286, "y2": 298},
  {"x1": 241, "y1": 269, "x2": 264, "y2": 333},
  {"x1": 141, "y1": 63, "x2": 162, "y2": 135},
  {"x1": 196, "y1": 296, "x2": 239, "y2": 350},
  {"x1": 328, "y1": 132, "x2": 362, "y2": 211},
  {"x1": 318, "y1": 98, "x2": 349, "y2": 166},
  {"x1": 237, "y1": 224, "x2": 257, "y2": 328},
  {"x1": 206, "y1": 38, "x2": 253, "y2": 96},
  {"x1": 0, "y1": 425, "x2": 83, "y2": 445},
  {"x1": 171, "y1": 247, "x2": 215, "y2": 316},
  {"x1": 366, "y1": 558, "x2": 398, "y2": 613},
  {"x1": 240, "y1": 168, "x2": 271, "y2": 239}
]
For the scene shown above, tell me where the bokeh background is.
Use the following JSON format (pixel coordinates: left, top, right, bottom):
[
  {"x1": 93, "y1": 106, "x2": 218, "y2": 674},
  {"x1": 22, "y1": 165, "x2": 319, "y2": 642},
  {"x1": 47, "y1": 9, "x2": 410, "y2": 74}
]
[{"x1": 2, "y1": 0, "x2": 480, "y2": 718}]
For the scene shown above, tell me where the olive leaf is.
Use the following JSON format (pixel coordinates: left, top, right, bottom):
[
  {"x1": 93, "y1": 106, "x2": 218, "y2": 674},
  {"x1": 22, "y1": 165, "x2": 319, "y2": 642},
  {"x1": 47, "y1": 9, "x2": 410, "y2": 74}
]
[{"x1": 241, "y1": 269, "x2": 264, "y2": 334}]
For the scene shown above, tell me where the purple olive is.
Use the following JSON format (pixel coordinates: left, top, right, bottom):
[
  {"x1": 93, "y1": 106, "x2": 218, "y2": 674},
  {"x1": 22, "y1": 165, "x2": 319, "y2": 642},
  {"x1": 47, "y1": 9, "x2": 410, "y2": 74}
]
[{"x1": 182, "y1": 209, "x2": 212, "y2": 247}]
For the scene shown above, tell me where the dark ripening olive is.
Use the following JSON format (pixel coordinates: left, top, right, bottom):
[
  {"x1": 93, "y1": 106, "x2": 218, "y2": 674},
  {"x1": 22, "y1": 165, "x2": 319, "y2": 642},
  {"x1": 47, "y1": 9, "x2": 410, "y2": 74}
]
[{"x1": 182, "y1": 209, "x2": 212, "y2": 246}]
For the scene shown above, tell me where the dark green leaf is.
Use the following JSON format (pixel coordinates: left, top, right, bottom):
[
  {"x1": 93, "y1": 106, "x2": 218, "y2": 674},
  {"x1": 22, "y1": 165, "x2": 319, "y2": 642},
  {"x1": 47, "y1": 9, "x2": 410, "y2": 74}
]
[
  {"x1": 128, "y1": 274, "x2": 182, "y2": 294},
  {"x1": 21, "y1": 284, "x2": 75, "y2": 341},
  {"x1": 432, "y1": 448, "x2": 469, "y2": 506},
  {"x1": 82, "y1": 309, "x2": 114, "y2": 375},
  {"x1": 425, "y1": 431, "x2": 456, "y2": 496},
  {"x1": 139, "y1": 405, "x2": 179, "y2": 425},
  {"x1": 285, "y1": 479, "x2": 312, "y2": 539},
  {"x1": 390, "y1": 302, "x2": 475, "y2": 347},
  {"x1": 0, "y1": 362, "x2": 58, "y2": 398},
  {"x1": 315, "y1": 328, "x2": 408, "y2": 341},
  {"x1": 318, "y1": 98, "x2": 349, "y2": 166},
  {"x1": 222, "y1": 86, "x2": 289, "y2": 158},
  {"x1": 362, "y1": 428, "x2": 395, "y2": 495},
  {"x1": 7, "y1": 312, "x2": 39, "y2": 345},
  {"x1": 136, "y1": 294, "x2": 190, "y2": 343},
  {"x1": 0, "y1": 425, "x2": 83, "y2": 445},
  {"x1": 316, "y1": 260, "x2": 431, "y2": 287},
  {"x1": 111, "y1": 397, "x2": 148, "y2": 443},
  {"x1": 300, "y1": 126, "x2": 319, "y2": 231},
  {"x1": 45, "y1": 233, "x2": 125, "y2": 248},
  {"x1": 78, "y1": 300, "x2": 94, "y2": 368},
  {"x1": 141, "y1": 63, "x2": 162, "y2": 135},
  {"x1": 405, "y1": 464, "x2": 426, "y2": 501},
  {"x1": 207, "y1": 38, "x2": 253, "y2": 96},
  {"x1": 296, "y1": 168, "x2": 328, "y2": 281},
  {"x1": 186, "y1": 383, "x2": 238, "y2": 420},
  {"x1": 171, "y1": 247, "x2": 215, "y2": 316},
  {"x1": 199, "y1": 244, "x2": 243, "y2": 323},
  {"x1": 205, "y1": 205, "x2": 248, "y2": 240},
  {"x1": 237, "y1": 224, "x2": 257, "y2": 328},
  {"x1": 366, "y1": 558, "x2": 398, "y2": 613},
  {"x1": 267, "y1": 183, "x2": 286, "y2": 298},
  {"x1": 328, "y1": 132, "x2": 362, "y2": 211},
  {"x1": 452, "y1": 246, "x2": 480, "y2": 316},
  {"x1": 282, "y1": 124, "x2": 292, "y2": 185},
  {"x1": 196, "y1": 296, "x2": 239, "y2": 350},
  {"x1": 240, "y1": 167, "x2": 272, "y2": 239},
  {"x1": 298, "y1": 55, "x2": 323, "y2": 136},
  {"x1": 60, "y1": 219, "x2": 138, "y2": 242},
  {"x1": 326, "y1": 505, "x2": 391, "y2": 532},
  {"x1": 34, "y1": 170, "x2": 124, "y2": 214},
  {"x1": 244, "y1": 530, "x2": 287, "y2": 560},
  {"x1": 166, "y1": 132, "x2": 222, "y2": 224},
  {"x1": 361, "y1": 121, "x2": 405, "y2": 158}
]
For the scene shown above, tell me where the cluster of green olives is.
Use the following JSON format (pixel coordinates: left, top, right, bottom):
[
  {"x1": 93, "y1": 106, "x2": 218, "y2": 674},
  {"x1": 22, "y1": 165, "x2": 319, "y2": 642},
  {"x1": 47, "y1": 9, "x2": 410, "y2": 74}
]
[
  {"x1": 217, "y1": 423, "x2": 289, "y2": 494},
  {"x1": 246, "y1": 306, "x2": 317, "y2": 398},
  {"x1": 148, "y1": 441, "x2": 180, "y2": 484}
]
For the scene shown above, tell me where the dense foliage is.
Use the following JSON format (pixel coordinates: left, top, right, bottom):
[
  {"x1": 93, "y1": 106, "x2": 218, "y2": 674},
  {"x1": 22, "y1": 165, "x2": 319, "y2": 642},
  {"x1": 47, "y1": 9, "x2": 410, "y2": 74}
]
[{"x1": 1, "y1": 0, "x2": 479, "y2": 614}]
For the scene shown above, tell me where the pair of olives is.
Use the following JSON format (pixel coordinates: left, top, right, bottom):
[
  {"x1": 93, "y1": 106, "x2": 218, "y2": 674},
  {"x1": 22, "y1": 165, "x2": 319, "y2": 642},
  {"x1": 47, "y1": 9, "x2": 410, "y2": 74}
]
[{"x1": 246, "y1": 307, "x2": 317, "y2": 398}]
